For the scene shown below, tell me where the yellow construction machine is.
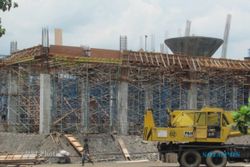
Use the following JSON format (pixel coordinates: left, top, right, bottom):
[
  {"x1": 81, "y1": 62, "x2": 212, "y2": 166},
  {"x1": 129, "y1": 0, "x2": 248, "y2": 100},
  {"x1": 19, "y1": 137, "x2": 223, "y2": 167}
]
[{"x1": 143, "y1": 107, "x2": 250, "y2": 167}]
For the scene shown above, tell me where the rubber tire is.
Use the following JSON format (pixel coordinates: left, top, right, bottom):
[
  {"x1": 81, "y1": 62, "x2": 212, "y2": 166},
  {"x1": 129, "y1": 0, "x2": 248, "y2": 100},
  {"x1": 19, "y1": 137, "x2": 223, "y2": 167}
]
[
  {"x1": 65, "y1": 156, "x2": 71, "y2": 163},
  {"x1": 205, "y1": 150, "x2": 227, "y2": 167},
  {"x1": 180, "y1": 150, "x2": 201, "y2": 167},
  {"x1": 161, "y1": 153, "x2": 166, "y2": 162}
]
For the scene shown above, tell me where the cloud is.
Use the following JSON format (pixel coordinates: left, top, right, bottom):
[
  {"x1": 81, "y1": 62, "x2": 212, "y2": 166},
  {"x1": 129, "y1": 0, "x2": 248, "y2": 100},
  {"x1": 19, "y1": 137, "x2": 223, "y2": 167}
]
[{"x1": 0, "y1": 0, "x2": 250, "y2": 59}]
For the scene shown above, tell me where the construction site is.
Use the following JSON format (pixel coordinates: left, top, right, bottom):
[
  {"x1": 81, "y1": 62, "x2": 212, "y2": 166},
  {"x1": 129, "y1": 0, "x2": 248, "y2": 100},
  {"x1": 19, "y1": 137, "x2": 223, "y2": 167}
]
[{"x1": 0, "y1": 13, "x2": 250, "y2": 166}]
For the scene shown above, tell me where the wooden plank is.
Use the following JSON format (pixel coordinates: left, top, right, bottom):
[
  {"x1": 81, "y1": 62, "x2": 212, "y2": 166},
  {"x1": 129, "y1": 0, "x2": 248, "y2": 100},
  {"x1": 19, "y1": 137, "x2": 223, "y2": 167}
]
[
  {"x1": 145, "y1": 53, "x2": 149, "y2": 64},
  {"x1": 219, "y1": 60, "x2": 226, "y2": 68},
  {"x1": 139, "y1": 52, "x2": 143, "y2": 63},
  {"x1": 239, "y1": 62, "x2": 245, "y2": 69},
  {"x1": 185, "y1": 57, "x2": 191, "y2": 69},
  {"x1": 210, "y1": 59, "x2": 216, "y2": 67},
  {"x1": 224, "y1": 60, "x2": 231, "y2": 68},
  {"x1": 196, "y1": 59, "x2": 201, "y2": 70},
  {"x1": 242, "y1": 62, "x2": 250, "y2": 69},
  {"x1": 53, "y1": 109, "x2": 76, "y2": 125},
  {"x1": 155, "y1": 54, "x2": 160, "y2": 66},
  {"x1": 150, "y1": 53, "x2": 154, "y2": 65},
  {"x1": 0, "y1": 153, "x2": 42, "y2": 165},
  {"x1": 64, "y1": 134, "x2": 84, "y2": 156},
  {"x1": 134, "y1": 53, "x2": 138, "y2": 62},
  {"x1": 205, "y1": 59, "x2": 209, "y2": 67},
  {"x1": 160, "y1": 54, "x2": 167, "y2": 68},
  {"x1": 117, "y1": 138, "x2": 131, "y2": 161},
  {"x1": 227, "y1": 60, "x2": 233, "y2": 68},
  {"x1": 198, "y1": 58, "x2": 204, "y2": 66},
  {"x1": 216, "y1": 60, "x2": 223, "y2": 67},
  {"x1": 191, "y1": 58, "x2": 197, "y2": 71},
  {"x1": 172, "y1": 55, "x2": 175, "y2": 65},
  {"x1": 177, "y1": 56, "x2": 183, "y2": 69},
  {"x1": 166, "y1": 54, "x2": 170, "y2": 66},
  {"x1": 214, "y1": 60, "x2": 220, "y2": 67}
]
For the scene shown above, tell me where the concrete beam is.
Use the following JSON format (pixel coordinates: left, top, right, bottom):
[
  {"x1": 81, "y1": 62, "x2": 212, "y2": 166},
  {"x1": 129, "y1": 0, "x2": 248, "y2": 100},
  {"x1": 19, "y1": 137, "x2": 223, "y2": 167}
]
[
  {"x1": 117, "y1": 81, "x2": 128, "y2": 135},
  {"x1": 39, "y1": 74, "x2": 52, "y2": 134}
]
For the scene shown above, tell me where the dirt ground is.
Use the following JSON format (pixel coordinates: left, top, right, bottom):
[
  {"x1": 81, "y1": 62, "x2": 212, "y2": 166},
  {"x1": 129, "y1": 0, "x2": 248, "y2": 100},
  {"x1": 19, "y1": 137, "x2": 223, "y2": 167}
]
[
  {"x1": 0, "y1": 132, "x2": 250, "y2": 167},
  {"x1": 36, "y1": 161, "x2": 250, "y2": 167}
]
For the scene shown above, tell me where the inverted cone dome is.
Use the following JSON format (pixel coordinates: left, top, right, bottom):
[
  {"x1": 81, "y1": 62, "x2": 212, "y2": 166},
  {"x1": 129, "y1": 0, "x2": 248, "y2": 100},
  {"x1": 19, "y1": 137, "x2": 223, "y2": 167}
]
[{"x1": 165, "y1": 36, "x2": 223, "y2": 57}]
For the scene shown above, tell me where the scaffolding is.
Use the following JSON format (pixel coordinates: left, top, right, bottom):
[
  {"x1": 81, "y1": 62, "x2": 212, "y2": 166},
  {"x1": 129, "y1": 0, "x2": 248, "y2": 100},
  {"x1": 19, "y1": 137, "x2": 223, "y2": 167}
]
[
  {"x1": 0, "y1": 45, "x2": 250, "y2": 134},
  {"x1": 0, "y1": 68, "x2": 8, "y2": 130}
]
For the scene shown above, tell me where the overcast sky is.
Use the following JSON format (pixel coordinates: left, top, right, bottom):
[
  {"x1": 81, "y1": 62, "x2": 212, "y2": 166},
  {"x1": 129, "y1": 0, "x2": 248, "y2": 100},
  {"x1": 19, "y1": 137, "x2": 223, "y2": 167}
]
[{"x1": 0, "y1": 0, "x2": 250, "y2": 59}]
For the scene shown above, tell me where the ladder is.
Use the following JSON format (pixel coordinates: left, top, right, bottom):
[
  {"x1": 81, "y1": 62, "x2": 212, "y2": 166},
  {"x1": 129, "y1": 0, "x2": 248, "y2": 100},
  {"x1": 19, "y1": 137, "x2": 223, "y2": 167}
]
[{"x1": 64, "y1": 134, "x2": 83, "y2": 156}]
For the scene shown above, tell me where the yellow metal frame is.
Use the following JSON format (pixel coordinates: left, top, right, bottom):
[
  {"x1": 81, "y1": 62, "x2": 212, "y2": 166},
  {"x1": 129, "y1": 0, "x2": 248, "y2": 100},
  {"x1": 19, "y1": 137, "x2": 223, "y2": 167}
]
[
  {"x1": 143, "y1": 107, "x2": 239, "y2": 143},
  {"x1": 4, "y1": 55, "x2": 35, "y2": 65},
  {"x1": 52, "y1": 54, "x2": 123, "y2": 65}
]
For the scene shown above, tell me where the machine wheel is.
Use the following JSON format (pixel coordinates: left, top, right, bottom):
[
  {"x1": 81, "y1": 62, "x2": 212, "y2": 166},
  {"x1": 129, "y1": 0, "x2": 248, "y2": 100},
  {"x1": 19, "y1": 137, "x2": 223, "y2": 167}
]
[
  {"x1": 64, "y1": 156, "x2": 71, "y2": 163},
  {"x1": 206, "y1": 150, "x2": 227, "y2": 167},
  {"x1": 180, "y1": 150, "x2": 201, "y2": 167},
  {"x1": 160, "y1": 153, "x2": 166, "y2": 162}
]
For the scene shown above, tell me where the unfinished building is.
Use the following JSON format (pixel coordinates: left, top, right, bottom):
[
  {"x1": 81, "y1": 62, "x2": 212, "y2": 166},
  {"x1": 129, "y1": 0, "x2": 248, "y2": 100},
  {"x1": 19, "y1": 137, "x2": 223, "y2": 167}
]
[{"x1": 0, "y1": 31, "x2": 250, "y2": 135}]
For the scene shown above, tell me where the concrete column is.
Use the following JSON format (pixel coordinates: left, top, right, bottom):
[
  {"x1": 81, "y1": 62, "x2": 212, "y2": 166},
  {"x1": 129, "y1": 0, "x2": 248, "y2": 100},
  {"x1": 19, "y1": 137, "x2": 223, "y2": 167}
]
[
  {"x1": 232, "y1": 85, "x2": 238, "y2": 109},
  {"x1": 248, "y1": 88, "x2": 250, "y2": 101},
  {"x1": 51, "y1": 74, "x2": 58, "y2": 116},
  {"x1": 144, "y1": 84, "x2": 153, "y2": 110},
  {"x1": 80, "y1": 77, "x2": 89, "y2": 133},
  {"x1": 55, "y1": 28, "x2": 63, "y2": 45},
  {"x1": 7, "y1": 72, "x2": 18, "y2": 130},
  {"x1": 109, "y1": 82, "x2": 116, "y2": 131},
  {"x1": 117, "y1": 81, "x2": 128, "y2": 135},
  {"x1": 204, "y1": 84, "x2": 210, "y2": 106},
  {"x1": 187, "y1": 83, "x2": 197, "y2": 109},
  {"x1": 39, "y1": 74, "x2": 52, "y2": 134}
]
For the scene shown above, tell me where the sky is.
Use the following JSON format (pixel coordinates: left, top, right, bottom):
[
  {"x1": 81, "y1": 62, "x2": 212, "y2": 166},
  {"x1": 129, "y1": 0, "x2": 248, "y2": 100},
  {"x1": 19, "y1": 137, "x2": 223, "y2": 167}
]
[{"x1": 0, "y1": 0, "x2": 250, "y2": 59}]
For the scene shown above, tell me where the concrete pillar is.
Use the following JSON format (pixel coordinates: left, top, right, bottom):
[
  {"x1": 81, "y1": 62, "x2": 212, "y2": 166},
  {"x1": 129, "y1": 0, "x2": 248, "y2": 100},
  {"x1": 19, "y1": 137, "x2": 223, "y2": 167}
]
[
  {"x1": 51, "y1": 75, "x2": 58, "y2": 121},
  {"x1": 187, "y1": 83, "x2": 197, "y2": 109},
  {"x1": 232, "y1": 85, "x2": 238, "y2": 109},
  {"x1": 248, "y1": 88, "x2": 250, "y2": 101},
  {"x1": 144, "y1": 84, "x2": 153, "y2": 110},
  {"x1": 204, "y1": 84, "x2": 210, "y2": 106},
  {"x1": 39, "y1": 74, "x2": 52, "y2": 134},
  {"x1": 55, "y1": 28, "x2": 63, "y2": 45},
  {"x1": 109, "y1": 82, "x2": 116, "y2": 131},
  {"x1": 80, "y1": 77, "x2": 89, "y2": 133},
  {"x1": 117, "y1": 81, "x2": 128, "y2": 135},
  {"x1": 7, "y1": 72, "x2": 18, "y2": 130}
]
